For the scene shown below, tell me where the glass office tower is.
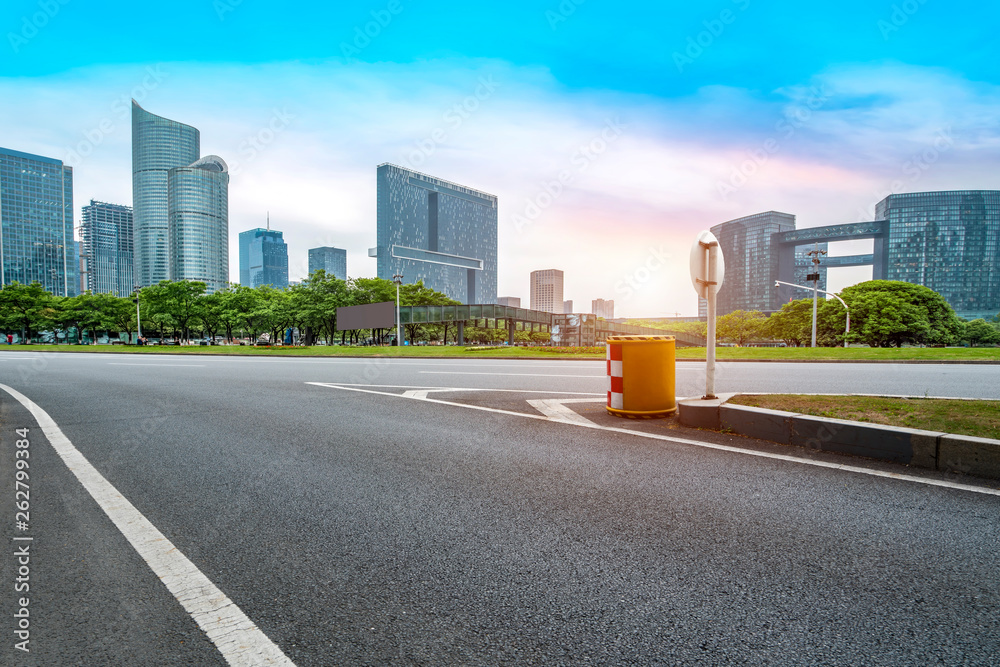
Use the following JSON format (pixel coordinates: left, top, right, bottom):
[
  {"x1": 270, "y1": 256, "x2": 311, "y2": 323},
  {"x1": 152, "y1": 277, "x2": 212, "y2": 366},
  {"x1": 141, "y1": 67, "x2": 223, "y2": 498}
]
[
  {"x1": 80, "y1": 200, "x2": 133, "y2": 296},
  {"x1": 240, "y1": 227, "x2": 289, "y2": 288},
  {"x1": 711, "y1": 211, "x2": 796, "y2": 315},
  {"x1": 0, "y1": 147, "x2": 76, "y2": 296},
  {"x1": 132, "y1": 100, "x2": 200, "y2": 286},
  {"x1": 168, "y1": 156, "x2": 229, "y2": 293},
  {"x1": 877, "y1": 190, "x2": 1000, "y2": 320},
  {"x1": 308, "y1": 246, "x2": 347, "y2": 280},
  {"x1": 375, "y1": 163, "x2": 497, "y2": 304}
]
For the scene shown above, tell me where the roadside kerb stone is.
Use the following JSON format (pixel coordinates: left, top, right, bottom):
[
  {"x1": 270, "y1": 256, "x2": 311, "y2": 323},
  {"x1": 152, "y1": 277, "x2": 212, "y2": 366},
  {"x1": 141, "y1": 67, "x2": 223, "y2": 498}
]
[
  {"x1": 939, "y1": 434, "x2": 1000, "y2": 480},
  {"x1": 720, "y1": 404, "x2": 793, "y2": 445}
]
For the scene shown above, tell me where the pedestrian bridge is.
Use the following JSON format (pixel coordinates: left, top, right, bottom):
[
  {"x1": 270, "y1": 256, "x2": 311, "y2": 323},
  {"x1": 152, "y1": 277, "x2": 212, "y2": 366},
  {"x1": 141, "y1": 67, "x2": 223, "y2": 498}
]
[{"x1": 398, "y1": 304, "x2": 706, "y2": 347}]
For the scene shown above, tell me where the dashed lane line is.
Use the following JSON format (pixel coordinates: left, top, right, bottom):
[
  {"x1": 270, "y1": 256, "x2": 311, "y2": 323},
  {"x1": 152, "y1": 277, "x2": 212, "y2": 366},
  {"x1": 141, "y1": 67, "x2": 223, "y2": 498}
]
[
  {"x1": 0, "y1": 383, "x2": 295, "y2": 666},
  {"x1": 308, "y1": 383, "x2": 1000, "y2": 498}
]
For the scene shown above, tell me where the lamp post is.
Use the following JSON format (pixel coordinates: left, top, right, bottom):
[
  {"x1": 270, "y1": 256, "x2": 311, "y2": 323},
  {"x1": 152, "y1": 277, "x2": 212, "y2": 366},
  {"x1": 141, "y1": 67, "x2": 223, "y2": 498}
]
[
  {"x1": 134, "y1": 285, "x2": 142, "y2": 343},
  {"x1": 775, "y1": 280, "x2": 850, "y2": 347},
  {"x1": 805, "y1": 243, "x2": 827, "y2": 348},
  {"x1": 393, "y1": 274, "x2": 403, "y2": 347}
]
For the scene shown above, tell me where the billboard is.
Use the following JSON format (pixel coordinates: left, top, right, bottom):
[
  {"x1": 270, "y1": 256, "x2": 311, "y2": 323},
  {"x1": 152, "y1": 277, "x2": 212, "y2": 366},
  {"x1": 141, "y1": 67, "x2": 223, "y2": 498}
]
[{"x1": 336, "y1": 301, "x2": 396, "y2": 331}]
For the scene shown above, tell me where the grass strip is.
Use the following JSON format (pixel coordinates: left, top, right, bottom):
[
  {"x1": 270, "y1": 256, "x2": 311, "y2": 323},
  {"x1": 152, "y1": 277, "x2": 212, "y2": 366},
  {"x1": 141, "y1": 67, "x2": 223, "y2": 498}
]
[{"x1": 729, "y1": 394, "x2": 1000, "y2": 440}]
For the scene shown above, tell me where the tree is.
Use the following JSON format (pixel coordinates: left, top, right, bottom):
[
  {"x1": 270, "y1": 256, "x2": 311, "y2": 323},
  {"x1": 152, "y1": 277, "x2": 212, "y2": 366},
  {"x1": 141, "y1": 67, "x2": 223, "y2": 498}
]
[
  {"x1": 766, "y1": 299, "x2": 813, "y2": 347},
  {"x1": 717, "y1": 310, "x2": 767, "y2": 346},
  {"x1": 840, "y1": 280, "x2": 962, "y2": 348},
  {"x1": 0, "y1": 282, "x2": 52, "y2": 343},
  {"x1": 964, "y1": 319, "x2": 1000, "y2": 347}
]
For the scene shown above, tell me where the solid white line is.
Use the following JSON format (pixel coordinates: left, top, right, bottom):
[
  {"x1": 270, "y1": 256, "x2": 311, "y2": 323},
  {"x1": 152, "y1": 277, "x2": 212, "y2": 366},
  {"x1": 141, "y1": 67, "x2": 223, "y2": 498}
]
[
  {"x1": 419, "y1": 371, "x2": 605, "y2": 378},
  {"x1": 308, "y1": 383, "x2": 1000, "y2": 498},
  {"x1": 108, "y1": 363, "x2": 206, "y2": 367},
  {"x1": 527, "y1": 398, "x2": 603, "y2": 426},
  {"x1": 0, "y1": 383, "x2": 295, "y2": 666},
  {"x1": 329, "y1": 383, "x2": 604, "y2": 396}
]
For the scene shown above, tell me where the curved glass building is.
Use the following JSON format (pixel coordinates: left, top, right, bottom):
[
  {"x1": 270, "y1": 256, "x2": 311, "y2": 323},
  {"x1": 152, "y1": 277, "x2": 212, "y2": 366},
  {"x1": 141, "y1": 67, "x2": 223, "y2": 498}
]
[
  {"x1": 168, "y1": 156, "x2": 229, "y2": 293},
  {"x1": 132, "y1": 100, "x2": 200, "y2": 286}
]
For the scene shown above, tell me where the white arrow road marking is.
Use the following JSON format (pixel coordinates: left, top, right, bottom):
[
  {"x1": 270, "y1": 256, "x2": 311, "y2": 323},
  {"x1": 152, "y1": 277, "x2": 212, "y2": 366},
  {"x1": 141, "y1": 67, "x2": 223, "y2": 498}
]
[
  {"x1": 0, "y1": 383, "x2": 295, "y2": 666},
  {"x1": 527, "y1": 398, "x2": 605, "y2": 426},
  {"x1": 307, "y1": 383, "x2": 1000, "y2": 498}
]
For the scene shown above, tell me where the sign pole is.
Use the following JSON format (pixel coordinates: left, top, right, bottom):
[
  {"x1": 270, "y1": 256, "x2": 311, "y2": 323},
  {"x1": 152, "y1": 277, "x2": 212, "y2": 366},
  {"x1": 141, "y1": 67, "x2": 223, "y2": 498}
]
[{"x1": 690, "y1": 232, "x2": 723, "y2": 401}]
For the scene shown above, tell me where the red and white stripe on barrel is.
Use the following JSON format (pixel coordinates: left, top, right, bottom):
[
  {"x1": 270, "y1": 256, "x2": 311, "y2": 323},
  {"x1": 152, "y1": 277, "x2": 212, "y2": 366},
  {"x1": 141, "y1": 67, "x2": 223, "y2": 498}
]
[{"x1": 607, "y1": 341, "x2": 623, "y2": 410}]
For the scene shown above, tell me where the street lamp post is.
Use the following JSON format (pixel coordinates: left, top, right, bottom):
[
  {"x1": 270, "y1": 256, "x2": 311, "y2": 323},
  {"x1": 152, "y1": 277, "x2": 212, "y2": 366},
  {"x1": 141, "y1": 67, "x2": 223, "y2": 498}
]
[
  {"x1": 775, "y1": 280, "x2": 850, "y2": 347},
  {"x1": 134, "y1": 285, "x2": 142, "y2": 343},
  {"x1": 393, "y1": 274, "x2": 403, "y2": 347},
  {"x1": 805, "y1": 243, "x2": 827, "y2": 348}
]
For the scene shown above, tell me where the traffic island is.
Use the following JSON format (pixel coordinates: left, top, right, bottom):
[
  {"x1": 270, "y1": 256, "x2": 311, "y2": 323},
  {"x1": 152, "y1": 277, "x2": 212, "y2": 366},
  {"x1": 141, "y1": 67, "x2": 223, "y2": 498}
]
[{"x1": 677, "y1": 394, "x2": 1000, "y2": 481}]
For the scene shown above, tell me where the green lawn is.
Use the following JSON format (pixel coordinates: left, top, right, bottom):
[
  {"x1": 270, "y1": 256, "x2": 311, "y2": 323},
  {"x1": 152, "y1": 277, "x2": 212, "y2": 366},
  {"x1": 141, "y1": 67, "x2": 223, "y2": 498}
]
[
  {"x1": 729, "y1": 394, "x2": 1000, "y2": 440},
  {"x1": 0, "y1": 344, "x2": 998, "y2": 362}
]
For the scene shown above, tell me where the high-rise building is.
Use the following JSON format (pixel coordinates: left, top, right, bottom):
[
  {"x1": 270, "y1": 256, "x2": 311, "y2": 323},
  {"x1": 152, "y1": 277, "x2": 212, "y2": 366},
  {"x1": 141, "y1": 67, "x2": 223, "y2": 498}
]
[
  {"x1": 878, "y1": 190, "x2": 1000, "y2": 320},
  {"x1": 592, "y1": 298, "x2": 615, "y2": 319},
  {"x1": 497, "y1": 296, "x2": 521, "y2": 308},
  {"x1": 80, "y1": 200, "x2": 133, "y2": 296},
  {"x1": 530, "y1": 269, "x2": 564, "y2": 313},
  {"x1": 132, "y1": 101, "x2": 200, "y2": 287},
  {"x1": 375, "y1": 163, "x2": 497, "y2": 304},
  {"x1": 240, "y1": 226, "x2": 289, "y2": 289},
  {"x1": 563, "y1": 299, "x2": 574, "y2": 313},
  {"x1": 0, "y1": 147, "x2": 76, "y2": 296},
  {"x1": 712, "y1": 211, "x2": 796, "y2": 315},
  {"x1": 308, "y1": 246, "x2": 347, "y2": 281},
  {"x1": 168, "y1": 156, "x2": 229, "y2": 293}
]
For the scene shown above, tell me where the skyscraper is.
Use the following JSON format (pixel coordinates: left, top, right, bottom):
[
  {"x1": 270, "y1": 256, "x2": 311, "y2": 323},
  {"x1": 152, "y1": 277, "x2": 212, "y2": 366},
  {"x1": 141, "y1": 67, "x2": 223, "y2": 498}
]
[
  {"x1": 878, "y1": 190, "x2": 1000, "y2": 319},
  {"x1": 375, "y1": 163, "x2": 497, "y2": 304},
  {"x1": 497, "y1": 296, "x2": 521, "y2": 308},
  {"x1": 80, "y1": 200, "x2": 133, "y2": 296},
  {"x1": 530, "y1": 269, "x2": 564, "y2": 313},
  {"x1": 308, "y1": 246, "x2": 347, "y2": 280},
  {"x1": 168, "y1": 156, "x2": 229, "y2": 293},
  {"x1": 240, "y1": 226, "x2": 289, "y2": 289},
  {"x1": 132, "y1": 100, "x2": 200, "y2": 286},
  {"x1": 711, "y1": 211, "x2": 795, "y2": 315},
  {"x1": 592, "y1": 298, "x2": 615, "y2": 319},
  {"x1": 0, "y1": 147, "x2": 76, "y2": 296}
]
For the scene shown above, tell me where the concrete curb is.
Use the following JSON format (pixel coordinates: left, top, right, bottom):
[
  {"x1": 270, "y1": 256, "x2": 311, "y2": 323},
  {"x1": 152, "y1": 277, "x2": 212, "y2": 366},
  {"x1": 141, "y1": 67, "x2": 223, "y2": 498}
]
[{"x1": 677, "y1": 395, "x2": 1000, "y2": 481}]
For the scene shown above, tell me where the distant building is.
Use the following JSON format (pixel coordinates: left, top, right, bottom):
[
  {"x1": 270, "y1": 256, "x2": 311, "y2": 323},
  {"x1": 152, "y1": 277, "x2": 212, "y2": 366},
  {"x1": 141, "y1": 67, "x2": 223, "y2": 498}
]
[
  {"x1": 168, "y1": 155, "x2": 229, "y2": 293},
  {"x1": 878, "y1": 190, "x2": 1000, "y2": 320},
  {"x1": 132, "y1": 101, "x2": 200, "y2": 286},
  {"x1": 80, "y1": 200, "x2": 133, "y2": 296},
  {"x1": 308, "y1": 246, "x2": 347, "y2": 281},
  {"x1": 592, "y1": 298, "x2": 615, "y2": 319},
  {"x1": 530, "y1": 269, "x2": 564, "y2": 314},
  {"x1": 0, "y1": 147, "x2": 76, "y2": 296},
  {"x1": 375, "y1": 163, "x2": 497, "y2": 304},
  {"x1": 712, "y1": 211, "x2": 795, "y2": 315},
  {"x1": 497, "y1": 296, "x2": 521, "y2": 308},
  {"x1": 240, "y1": 226, "x2": 289, "y2": 289},
  {"x1": 563, "y1": 299, "x2": 574, "y2": 313}
]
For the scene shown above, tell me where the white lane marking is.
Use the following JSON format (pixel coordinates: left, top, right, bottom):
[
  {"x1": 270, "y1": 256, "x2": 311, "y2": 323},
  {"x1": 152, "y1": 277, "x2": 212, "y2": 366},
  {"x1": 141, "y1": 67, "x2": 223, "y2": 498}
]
[
  {"x1": 0, "y1": 383, "x2": 295, "y2": 666},
  {"x1": 419, "y1": 371, "x2": 605, "y2": 378},
  {"x1": 109, "y1": 363, "x2": 206, "y2": 367},
  {"x1": 402, "y1": 388, "x2": 486, "y2": 399},
  {"x1": 332, "y1": 383, "x2": 604, "y2": 396},
  {"x1": 527, "y1": 398, "x2": 604, "y2": 426},
  {"x1": 307, "y1": 383, "x2": 1000, "y2": 498}
]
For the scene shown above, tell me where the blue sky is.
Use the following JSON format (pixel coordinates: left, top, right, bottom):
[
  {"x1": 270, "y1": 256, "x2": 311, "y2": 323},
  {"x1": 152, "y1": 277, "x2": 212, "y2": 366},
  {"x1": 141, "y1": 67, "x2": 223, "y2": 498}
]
[{"x1": 3, "y1": 0, "x2": 998, "y2": 315}]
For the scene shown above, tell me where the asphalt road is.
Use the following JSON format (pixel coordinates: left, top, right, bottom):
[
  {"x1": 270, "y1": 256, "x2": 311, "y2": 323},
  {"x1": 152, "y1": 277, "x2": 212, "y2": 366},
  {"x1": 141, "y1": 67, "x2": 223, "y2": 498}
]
[{"x1": 1, "y1": 352, "x2": 998, "y2": 666}]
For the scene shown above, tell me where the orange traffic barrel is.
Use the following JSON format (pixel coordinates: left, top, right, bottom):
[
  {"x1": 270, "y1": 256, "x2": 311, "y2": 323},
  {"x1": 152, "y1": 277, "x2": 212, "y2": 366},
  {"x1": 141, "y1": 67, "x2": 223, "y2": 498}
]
[{"x1": 606, "y1": 335, "x2": 676, "y2": 418}]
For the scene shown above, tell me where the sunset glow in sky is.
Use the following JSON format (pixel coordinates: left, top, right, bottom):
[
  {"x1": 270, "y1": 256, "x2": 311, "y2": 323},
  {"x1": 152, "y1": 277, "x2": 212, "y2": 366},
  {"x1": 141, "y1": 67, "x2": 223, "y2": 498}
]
[{"x1": 3, "y1": 0, "x2": 998, "y2": 316}]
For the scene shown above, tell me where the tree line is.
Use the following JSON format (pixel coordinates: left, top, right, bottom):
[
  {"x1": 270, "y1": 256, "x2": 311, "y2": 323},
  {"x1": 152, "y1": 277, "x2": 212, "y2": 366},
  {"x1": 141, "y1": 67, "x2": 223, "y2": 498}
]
[
  {"x1": 637, "y1": 280, "x2": 1000, "y2": 348},
  {"x1": 0, "y1": 271, "x2": 549, "y2": 346}
]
